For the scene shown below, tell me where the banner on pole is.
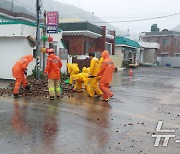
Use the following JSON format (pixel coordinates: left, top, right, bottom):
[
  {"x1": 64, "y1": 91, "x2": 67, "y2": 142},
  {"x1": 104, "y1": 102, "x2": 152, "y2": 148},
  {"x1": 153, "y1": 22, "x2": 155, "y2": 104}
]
[{"x1": 47, "y1": 11, "x2": 59, "y2": 33}]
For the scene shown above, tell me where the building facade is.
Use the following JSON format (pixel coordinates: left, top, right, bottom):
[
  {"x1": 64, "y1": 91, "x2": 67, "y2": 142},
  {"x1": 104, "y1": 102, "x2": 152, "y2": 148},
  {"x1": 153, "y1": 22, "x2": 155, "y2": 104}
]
[
  {"x1": 140, "y1": 31, "x2": 180, "y2": 57},
  {"x1": 0, "y1": 8, "x2": 65, "y2": 79},
  {"x1": 115, "y1": 36, "x2": 140, "y2": 64},
  {"x1": 59, "y1": 22, "x2": 115, "y2": 55},
  {"x1": 137, "y1": 41, "x2": 160, "y2": 64}
]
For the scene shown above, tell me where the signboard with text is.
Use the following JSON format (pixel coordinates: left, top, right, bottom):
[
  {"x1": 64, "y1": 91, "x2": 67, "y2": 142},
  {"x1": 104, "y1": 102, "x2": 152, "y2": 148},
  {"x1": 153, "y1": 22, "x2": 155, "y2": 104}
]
[
  {"x1": 47, "y1": 11, "x2": 59, "y2": 33},
  {"x1": 47, "y1": 25, "x2": 58, "y2": 33}
]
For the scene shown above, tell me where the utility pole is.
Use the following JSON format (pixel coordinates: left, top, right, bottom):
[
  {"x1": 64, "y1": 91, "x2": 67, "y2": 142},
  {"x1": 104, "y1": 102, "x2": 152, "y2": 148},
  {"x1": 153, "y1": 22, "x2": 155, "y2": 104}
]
[
  {"x1": 36, "y1": 0, "x2": 41, "y2": 80},
  {"x1": 43, "y1": 11, "x2": 46, "y2": 72}
]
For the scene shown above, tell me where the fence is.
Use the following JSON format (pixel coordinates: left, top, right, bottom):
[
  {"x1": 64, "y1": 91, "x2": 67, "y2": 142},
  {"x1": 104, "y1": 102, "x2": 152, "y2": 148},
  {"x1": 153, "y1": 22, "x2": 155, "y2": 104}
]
[{"x1": 157, "y1": 57, "x2": 180, "y2": 67}]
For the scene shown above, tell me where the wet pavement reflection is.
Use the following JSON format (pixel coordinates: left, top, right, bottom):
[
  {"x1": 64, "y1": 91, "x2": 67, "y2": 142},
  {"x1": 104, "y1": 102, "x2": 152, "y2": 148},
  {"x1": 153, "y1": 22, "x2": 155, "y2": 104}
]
[
  {"x1": 1, "y1": 67, "x2": 180, "y2": 153},
  {"x1": 12, "y1": 98, "x2": 31, "y2": 135}
]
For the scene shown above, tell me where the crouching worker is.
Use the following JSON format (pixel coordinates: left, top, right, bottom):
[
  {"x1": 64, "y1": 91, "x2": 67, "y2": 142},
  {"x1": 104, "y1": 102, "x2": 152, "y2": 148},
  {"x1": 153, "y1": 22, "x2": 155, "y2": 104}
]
[
  {"x1": 71, "y1": 67, "x2": 90, "y2": 93},
  {"x1": 98, "y1": 50, "x2": 115, "y2": 101},
  {"x1": 12, "y1": 54, "x2": 33, "y2": 98},
  {"x1": 66, "y1": 63, "x2": 79, "y2": 84},
  {"x1": 44, "y1": 48, "x2": 62, "y2": 100}
]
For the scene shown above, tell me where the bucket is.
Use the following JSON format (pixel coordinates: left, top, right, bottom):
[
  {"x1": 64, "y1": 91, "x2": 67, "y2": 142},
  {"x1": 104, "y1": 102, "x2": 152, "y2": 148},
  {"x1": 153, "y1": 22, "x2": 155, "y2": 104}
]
[{"x1": 64, "y1": 79, "x2": 70, "y2": 84}]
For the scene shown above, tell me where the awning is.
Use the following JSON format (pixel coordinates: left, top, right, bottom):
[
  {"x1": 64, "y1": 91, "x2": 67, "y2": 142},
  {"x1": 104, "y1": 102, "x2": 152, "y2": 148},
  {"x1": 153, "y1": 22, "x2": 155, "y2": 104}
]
[{"x1": 62, "y1": 30, "x2": 102, "y2": 38}]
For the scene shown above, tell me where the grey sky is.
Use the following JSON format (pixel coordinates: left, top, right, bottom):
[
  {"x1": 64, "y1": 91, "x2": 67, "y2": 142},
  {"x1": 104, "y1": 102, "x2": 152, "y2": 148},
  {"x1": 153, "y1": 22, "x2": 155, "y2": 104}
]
[{"x1": 55, "y1": 0, "x2": 180, "y2": 34}]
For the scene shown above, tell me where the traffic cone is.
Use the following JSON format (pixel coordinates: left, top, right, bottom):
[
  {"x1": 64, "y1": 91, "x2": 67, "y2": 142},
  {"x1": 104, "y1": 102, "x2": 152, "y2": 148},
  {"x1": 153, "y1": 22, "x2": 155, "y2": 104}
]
[{"x1": 129, "y1": 68, "x2": 133, "y2": 76}]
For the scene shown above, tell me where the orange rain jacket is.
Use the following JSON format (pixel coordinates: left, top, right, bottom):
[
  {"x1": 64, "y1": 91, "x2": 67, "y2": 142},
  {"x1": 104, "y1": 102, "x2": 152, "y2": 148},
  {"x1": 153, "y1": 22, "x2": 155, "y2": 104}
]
[
  {"x1": 98, "y1": 50, "x2": 115, "y2": 83},
  {"x1": 44, "y1": 53, "x2": 62, "y2": 79},
  {"x1": 12, "y1": 55, "x2": 33, "y2": 78}
]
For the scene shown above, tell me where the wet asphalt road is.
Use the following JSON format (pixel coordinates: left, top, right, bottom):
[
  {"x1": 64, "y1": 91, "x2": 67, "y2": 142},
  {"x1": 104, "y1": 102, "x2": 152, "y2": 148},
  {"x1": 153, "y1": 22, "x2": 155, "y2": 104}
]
[{"x1": 1, "y1": 66, "x2": 180, "y2": 154}]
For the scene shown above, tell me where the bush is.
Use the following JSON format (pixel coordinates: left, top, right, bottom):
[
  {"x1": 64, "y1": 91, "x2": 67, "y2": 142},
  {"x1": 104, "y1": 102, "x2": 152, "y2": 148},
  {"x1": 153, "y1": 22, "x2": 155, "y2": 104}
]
[
  {"x1": 122, "y1": 60, "x2": 129, "y2": 68},
  {"x1": 32, "y1": 68, "x2": 69, "y2": 80},
  {"x1": 154, "y1": 61, "x2": 160, "y2": 66},
  {"x1": 32, "y1": 68, "x2": 44, "y2": 79}
]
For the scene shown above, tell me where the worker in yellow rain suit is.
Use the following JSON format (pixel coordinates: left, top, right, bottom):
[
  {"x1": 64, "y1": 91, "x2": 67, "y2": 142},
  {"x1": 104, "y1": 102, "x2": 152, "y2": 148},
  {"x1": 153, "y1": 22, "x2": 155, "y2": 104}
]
[
  {"x1": 66, "y1": 63, "x2": 80, "y2": 84},
  {"x1": 88, "y1": 52, "x2": 103, "y2": 97},
  {"x1": 71, "y1": 67, "x2": 90, "y2": 93}
]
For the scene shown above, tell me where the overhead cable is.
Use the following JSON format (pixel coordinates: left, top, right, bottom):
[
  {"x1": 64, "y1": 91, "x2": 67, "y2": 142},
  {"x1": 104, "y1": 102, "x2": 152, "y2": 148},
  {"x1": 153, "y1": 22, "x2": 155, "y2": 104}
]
[{"x1": 92, "y1": 12, "x2": 180, "y2": 23}]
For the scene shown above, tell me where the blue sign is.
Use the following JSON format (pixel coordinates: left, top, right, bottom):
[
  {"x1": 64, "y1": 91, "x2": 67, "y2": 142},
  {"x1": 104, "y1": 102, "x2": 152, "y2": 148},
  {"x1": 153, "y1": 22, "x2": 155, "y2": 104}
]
[{"x1": 47, "y1": 25, "x2": 58, "y2": 33}]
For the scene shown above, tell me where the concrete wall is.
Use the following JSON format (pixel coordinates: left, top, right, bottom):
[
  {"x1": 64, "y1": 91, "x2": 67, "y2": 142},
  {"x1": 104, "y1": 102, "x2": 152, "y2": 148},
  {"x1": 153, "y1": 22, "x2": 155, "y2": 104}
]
[
  {"x1": 136, "y1": 48, "x2": 141, "y2": 63},
  {"x1": 157, "y1": 57, "x2": 180, "y2": 67},
  {"x1": 0, "y1": 24, "x2": 36, "y2": 79},
  {"x1": 110, "y1": 55, "x2": 123, "y2": 68},
  {"x1": 0, "y1": 37, "x2": 35, "y2": 79},
  {"x1": 0, "y1": 24, "x2": 64, "y2": 79},
  {"x1": 115, "y1": 46, "x2": 123, "y2": 56},
  {"x1": 0, "y1": 24, "x2": 36, "y2": 37}
]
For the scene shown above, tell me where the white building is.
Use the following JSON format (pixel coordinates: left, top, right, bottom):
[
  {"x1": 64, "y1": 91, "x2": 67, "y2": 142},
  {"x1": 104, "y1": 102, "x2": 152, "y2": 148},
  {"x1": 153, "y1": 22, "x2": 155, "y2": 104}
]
[
  {"x1": 0, "y1": 22, "x2": 37, "y2": 79},
  {"x1": 0, "y1": 21, "x2": 65, "y2": 79},
  {"x1": 137, "y1": 41, "x2": 160, "y2": 64}
]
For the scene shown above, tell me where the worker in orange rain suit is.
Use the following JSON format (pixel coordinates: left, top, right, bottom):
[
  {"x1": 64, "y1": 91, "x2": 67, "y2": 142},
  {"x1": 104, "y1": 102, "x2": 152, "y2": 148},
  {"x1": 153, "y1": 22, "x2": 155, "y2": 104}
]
[
  {"x1": 98, "y1": 50, "x2": 115, "y2": 101},
  {"x1": 66, "y1": 63, "x2": 79, "y2": 84},
  {"x1": 71, "y1": 67, "x2": 90, "y2": 92},
  {"x1": 12, "y1": 54, "x2": 33, "y2": 98},
  {"x1": 44, "y1": 48, "x2": 62, "y2": 100},
  {"x1": 88, "y1": 52, "x2": 103, "y2": 98},
  {"x1": 99, "y1": 56, "x2": 104, "y2": 68}
]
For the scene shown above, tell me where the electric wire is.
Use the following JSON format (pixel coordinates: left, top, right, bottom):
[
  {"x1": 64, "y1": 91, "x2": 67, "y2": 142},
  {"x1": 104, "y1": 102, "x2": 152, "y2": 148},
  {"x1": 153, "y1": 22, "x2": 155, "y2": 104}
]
[{"x1": 92, "y1": 12, "x2": 180, "y2": 23}]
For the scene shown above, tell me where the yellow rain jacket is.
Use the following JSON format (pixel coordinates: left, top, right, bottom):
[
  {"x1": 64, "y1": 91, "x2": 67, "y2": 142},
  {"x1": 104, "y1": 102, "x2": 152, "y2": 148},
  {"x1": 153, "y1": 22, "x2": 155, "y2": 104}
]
[
  {"x1": 88, "y1": 58, "x2": 103, "y2": 97},
  {"x1": 99, "y1": 57, "x2": 104, "y2": 68},
  {"x1": 89, "y1": 57, "x2": 100, "y2": 76},
  {"x1": 66, "y1": 63, "x2": 80, "y2": 84},
  {"x1": 71, "y1": 68, "x2": 89, "y2": 92}
]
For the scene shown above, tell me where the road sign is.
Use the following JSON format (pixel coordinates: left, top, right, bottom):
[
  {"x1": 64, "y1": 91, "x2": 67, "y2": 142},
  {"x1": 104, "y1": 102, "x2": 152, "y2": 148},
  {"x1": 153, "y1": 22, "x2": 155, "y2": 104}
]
[{"x1": 47, "y1": 25, "x2": 58, "y2": 33}]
